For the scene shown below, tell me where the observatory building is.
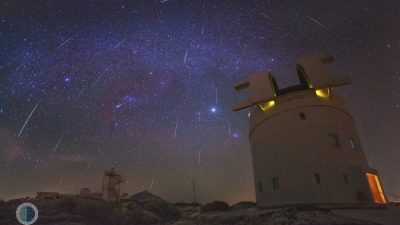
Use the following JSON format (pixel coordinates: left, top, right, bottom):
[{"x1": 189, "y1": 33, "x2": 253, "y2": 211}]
[{"x1": 232, "y1": 56, "x2": 387, "y2": 207}]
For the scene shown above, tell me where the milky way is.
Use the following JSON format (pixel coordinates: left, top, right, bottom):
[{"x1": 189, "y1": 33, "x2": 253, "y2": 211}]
[{"x1": 1, "y1": 0, "x2": 400, "y2": 203}]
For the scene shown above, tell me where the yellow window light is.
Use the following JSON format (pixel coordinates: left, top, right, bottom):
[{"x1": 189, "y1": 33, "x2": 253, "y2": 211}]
[
  {"x1": 315, "y1": 88, "x2": 330, "y2": 98},
  {"x1": 259, "y1": 100, "x2": 275, "y2": 111}
]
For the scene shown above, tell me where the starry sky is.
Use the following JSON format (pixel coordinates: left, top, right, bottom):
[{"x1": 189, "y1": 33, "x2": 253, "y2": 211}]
[{"x1": 1, "y1": 0, "x2": 399, "y2": 203}]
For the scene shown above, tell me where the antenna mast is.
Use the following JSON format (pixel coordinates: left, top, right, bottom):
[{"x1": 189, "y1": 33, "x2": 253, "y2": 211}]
[
  {"x1": 192, "y1": 179, "x2": 197, "y2": 203},
  {"x1": 102, "y1": 165, "x2": 124, "y2": 201}
]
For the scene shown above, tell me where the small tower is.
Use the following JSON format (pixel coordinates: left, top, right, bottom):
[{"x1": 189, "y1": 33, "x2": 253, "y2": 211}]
[
  {"x1": 232, "y1": 56, "x2": 387, "y2": 207},
  {"x1": 102, "y1": 166, "x2": 124, "y2": 201}
]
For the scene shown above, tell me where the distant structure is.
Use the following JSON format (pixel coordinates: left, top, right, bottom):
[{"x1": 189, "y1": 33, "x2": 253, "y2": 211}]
[
  {"x1": 80, "y1": 187, "x2": 91, "y2": 197},
  {"x1": 121, "y1": 192, "x2": 130, "y2": 200},
  {"x1": 36, "y1": 192, "x2": 59, "y2": 200},
  {"x1": 36, "y1": 192, "x2": 75, "y2": 200},
  {"x1": 79, "y1": 188, "x2": 103, "y2": 200},
  {"x1": 232, "y1": 56, "x2": 387, "y2": 207},
  {"x1": 102, "y1": 166, "x2": 124, "y2": 201}
]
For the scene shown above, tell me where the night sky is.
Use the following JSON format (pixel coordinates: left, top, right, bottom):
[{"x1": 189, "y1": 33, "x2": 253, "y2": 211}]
[{"x1": 1, "y1": 0, "x2": 399, "y2": 203}]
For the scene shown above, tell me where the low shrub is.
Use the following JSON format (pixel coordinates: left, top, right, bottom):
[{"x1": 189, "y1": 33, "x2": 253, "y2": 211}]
[
  {"x1": 231, "y1": 201, "x2": 256, "y2": 210},
  {"x1": 144, "y1": 200, "x2": 181, "y2": 222},
  {"x1": 120, "y1": 206, "x2": 161, "y2": 225},
  {"x1": 175, "y1": 202, "x2": 201, "y2": 207},
  {"x1": 201, "y1": 201, "x2": 230, "y2": 212}
]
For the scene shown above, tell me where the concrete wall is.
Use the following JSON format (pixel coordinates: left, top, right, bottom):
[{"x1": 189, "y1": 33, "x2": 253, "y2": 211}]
[{"x1": 249, "y1": 88, "x2": 377, "y2": 206}]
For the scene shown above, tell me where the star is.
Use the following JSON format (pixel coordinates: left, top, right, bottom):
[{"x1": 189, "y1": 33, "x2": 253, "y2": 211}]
[{"x1": 64, "y1": 76, "x2": 71, "y2": 83}]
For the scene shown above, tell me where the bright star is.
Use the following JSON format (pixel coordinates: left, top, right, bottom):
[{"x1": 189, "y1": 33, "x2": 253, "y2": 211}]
[
  {"x1": 64, "y1": 76, "x2": 71, "y2": 83},
  {"x1": 210, "y1": 107, "x2": 217, "y2": 113},
  {"x1": 114, "y1": 103, "x2": 123, "y2": 109}
]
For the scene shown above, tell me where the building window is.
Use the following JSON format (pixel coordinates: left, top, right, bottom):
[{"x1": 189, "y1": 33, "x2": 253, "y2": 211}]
[
  {"x1": 343, "y1": 173, "x2": 349, "y2": 184},
  {"x1": 272, "y1": 177, "x2": 280, "y2": 190},
  {"x1": 299, "y1": 112, "x2": 306, "y2": 120},
  {"x1": 315, "y1": 173, "x2": 321, "y2": 184},
  {"x1": 329, "y1": 134, "x2": 340, "y2": 148},
  {"x1": 258, "y1": 180, "x2": 263, "y2": 192},
  {"x1": 349, "y1": 138, "x2": 357, "y2": 150}
]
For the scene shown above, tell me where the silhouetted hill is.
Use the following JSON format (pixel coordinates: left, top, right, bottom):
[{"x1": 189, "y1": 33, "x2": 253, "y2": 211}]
[{"x1": 130, "y1": 190, "x2": 165, "y2": 203}]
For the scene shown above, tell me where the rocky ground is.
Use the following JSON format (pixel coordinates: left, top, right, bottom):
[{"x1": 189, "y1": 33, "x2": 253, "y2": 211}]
[{"x1": 0, "y1": 197, "x2": 395, "y2": 225}]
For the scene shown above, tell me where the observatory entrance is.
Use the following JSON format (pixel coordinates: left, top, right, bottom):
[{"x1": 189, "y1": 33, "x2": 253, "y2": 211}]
[{"x1": 366, "y1": 173, "x2": 386, "y2": 204}]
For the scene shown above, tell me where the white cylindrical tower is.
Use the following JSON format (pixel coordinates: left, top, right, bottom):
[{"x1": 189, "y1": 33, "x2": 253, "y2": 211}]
[{"x1": 232, "y1": 56, "x2": 387, "y2": 207}]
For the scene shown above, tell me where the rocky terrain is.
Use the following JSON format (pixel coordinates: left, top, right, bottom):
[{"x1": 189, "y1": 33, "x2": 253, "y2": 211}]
[{"x1": 0, "y1": 197, "x2": 390, "y2": 225}]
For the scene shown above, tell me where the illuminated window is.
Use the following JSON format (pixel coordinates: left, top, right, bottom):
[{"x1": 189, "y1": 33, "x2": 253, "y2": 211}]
[
  {"x1": 349, "y1": 138, "x2": 357, "y2": 150},
  {"x1": 299, "y1": 112, "x2": 306, "y2": 120},
  {"x1": 259, "y1": 100, "x2": 275, "y2": 112},
  {"x1": 343, "y1": 173, "x2": 349, "y2": 184},
  {"x1": 329, "y1": 134, "x2": 340, "y2": 148},
  {"x1": 315, "y1": 88, "x2": 330, "y2": 98},
  {"x1": 315, "y1": 173, "x2": 321, "y2": 184},
  {"x1": 272, "y1": 177, "x2": 280, "y2": 190},
  {"x1": 258, "y1": 180, "x2": 263, "y2": 192}
]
